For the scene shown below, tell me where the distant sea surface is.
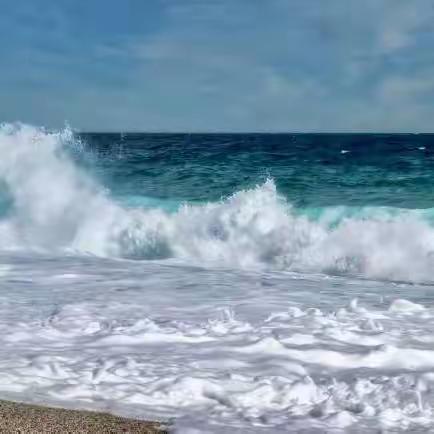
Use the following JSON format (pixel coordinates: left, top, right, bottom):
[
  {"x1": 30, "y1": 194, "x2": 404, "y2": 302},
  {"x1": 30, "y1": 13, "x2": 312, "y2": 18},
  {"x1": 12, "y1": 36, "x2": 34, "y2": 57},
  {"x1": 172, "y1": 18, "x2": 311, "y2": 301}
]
[{"x1": 1, "y1": 124, "x2": 434, "y2": 432}]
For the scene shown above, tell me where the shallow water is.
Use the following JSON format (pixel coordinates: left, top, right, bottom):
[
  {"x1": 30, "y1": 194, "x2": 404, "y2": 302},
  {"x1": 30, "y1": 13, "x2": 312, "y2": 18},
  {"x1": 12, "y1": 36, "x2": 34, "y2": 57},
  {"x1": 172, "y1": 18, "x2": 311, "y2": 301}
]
[{"x1": 1, "y1": 123, "x2": 434, "y2": 432}]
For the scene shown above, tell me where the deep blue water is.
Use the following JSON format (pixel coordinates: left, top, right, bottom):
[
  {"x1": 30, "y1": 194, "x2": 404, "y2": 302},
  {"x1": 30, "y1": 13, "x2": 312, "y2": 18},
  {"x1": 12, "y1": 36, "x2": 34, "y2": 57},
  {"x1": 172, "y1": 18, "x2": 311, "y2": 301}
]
[{"x1": 78, "y1": 133, "x2": 434, "y2": 209}]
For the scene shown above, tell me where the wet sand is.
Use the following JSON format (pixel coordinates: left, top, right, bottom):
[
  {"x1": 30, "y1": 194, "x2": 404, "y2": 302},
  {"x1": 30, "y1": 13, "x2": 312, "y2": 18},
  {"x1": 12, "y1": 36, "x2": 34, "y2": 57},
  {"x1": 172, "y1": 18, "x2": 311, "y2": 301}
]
[{"x1": 0, "y1": 400, "x2": 167, "y2": 433}]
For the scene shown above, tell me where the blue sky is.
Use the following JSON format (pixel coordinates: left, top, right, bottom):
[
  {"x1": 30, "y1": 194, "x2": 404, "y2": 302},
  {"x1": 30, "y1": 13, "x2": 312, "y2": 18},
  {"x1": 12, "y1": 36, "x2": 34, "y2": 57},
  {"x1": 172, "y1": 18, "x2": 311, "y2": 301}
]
[{"x1": 1, "y1": 0, "x2": 434, "y2": 132}]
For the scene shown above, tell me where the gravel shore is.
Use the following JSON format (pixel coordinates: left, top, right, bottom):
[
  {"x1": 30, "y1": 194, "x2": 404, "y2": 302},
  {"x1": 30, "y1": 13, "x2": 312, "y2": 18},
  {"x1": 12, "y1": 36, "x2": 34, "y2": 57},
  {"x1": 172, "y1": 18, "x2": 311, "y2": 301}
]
[{"x1": 0, "y1": 400, "x2": 167, "y2": 433}]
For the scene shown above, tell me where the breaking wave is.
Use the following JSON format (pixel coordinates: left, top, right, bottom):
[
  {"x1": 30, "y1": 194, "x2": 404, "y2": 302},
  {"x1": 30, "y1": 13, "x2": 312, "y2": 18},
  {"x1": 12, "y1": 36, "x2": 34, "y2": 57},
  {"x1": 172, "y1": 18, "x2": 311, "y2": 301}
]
[{"x1": 1, "y1": 123, "x2": 434, "y2": 283}]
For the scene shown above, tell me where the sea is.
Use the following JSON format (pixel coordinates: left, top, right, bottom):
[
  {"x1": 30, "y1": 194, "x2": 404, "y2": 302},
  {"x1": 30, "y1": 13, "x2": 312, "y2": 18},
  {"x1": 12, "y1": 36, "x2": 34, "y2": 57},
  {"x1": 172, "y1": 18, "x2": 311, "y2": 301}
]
[{"x1": 1, "y1": 123, "x2": 434, "y2": 432}]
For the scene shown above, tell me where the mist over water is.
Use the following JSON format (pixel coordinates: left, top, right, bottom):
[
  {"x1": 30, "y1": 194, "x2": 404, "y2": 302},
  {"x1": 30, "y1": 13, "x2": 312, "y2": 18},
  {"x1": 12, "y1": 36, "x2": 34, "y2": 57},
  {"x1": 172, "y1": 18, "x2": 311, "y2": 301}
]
[{"x1": 2, "y1": 123, "x2": 434, "y2": 431}]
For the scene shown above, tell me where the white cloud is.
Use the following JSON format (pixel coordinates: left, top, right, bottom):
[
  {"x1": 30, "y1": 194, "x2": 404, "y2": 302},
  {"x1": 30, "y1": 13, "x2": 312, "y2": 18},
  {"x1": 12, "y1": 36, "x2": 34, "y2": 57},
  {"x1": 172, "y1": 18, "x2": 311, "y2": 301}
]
[
  {"x1": 379, "y1": 75, "x2": 434, "y2": 103},
  {"x1": 378, "y1": 0, "x2": 434, "y2": 53}
]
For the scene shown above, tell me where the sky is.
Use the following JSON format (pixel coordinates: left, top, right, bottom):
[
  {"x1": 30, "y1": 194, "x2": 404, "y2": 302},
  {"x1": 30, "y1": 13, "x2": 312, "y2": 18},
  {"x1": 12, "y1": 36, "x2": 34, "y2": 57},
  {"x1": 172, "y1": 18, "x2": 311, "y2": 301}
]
[{"x1": 1, "y1": 0, "x2": 434, "y2": 132}]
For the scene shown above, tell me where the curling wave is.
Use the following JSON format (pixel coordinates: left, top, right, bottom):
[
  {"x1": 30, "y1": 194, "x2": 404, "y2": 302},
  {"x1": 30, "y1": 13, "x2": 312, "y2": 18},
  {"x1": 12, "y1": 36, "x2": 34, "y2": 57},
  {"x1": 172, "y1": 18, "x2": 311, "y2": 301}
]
[{"x1": 1, "y1": 123, "x2": 434, "y2": 283}]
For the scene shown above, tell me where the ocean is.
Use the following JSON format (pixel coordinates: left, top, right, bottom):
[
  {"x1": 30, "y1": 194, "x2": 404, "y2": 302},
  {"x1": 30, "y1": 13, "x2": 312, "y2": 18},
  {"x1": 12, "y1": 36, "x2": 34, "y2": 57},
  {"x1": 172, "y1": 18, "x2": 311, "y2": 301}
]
[{"x1": 1, "y1": 123, "x2": 434, "y2": 432}]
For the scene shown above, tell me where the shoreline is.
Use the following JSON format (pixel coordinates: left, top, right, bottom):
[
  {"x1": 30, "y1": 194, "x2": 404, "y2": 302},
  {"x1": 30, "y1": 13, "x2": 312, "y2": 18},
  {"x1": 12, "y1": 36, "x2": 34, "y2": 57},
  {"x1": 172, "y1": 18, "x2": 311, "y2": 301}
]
[{"x1": 0, "y1": 400, "x2": 167, "y2": 433}]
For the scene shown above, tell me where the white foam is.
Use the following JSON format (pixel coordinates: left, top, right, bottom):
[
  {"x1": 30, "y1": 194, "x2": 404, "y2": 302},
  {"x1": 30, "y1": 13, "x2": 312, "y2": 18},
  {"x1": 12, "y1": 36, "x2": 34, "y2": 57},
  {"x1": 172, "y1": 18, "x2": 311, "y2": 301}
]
[
  {"x1": 389, "y1": 299, "x2": 426, "y2": 313},
  {"x1": 0, "y1": 253, "x2": 432, "y2": 432}
]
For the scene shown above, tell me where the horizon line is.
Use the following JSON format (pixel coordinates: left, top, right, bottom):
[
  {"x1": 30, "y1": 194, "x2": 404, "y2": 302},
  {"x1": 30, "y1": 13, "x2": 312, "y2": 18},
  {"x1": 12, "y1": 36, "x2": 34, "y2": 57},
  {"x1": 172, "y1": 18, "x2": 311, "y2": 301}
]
[{"x1": 76, "y1": 130, "x2": 434, "y2": 135}]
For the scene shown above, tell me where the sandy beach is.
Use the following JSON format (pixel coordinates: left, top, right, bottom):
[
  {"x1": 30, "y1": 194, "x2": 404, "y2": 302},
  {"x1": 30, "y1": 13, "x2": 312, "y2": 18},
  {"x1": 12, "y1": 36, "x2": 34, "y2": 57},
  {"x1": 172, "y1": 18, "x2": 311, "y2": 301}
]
[{"x1": 0, "y1": 400, "x2": 167, "y2": 433}]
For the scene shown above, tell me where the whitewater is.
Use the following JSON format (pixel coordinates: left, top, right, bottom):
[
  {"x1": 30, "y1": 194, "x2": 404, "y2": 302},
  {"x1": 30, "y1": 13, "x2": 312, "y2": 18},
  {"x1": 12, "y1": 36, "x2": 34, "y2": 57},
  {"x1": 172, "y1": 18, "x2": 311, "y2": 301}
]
[{"x1": 1, "y1": 123, "x2": 434, "y2": 432}]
